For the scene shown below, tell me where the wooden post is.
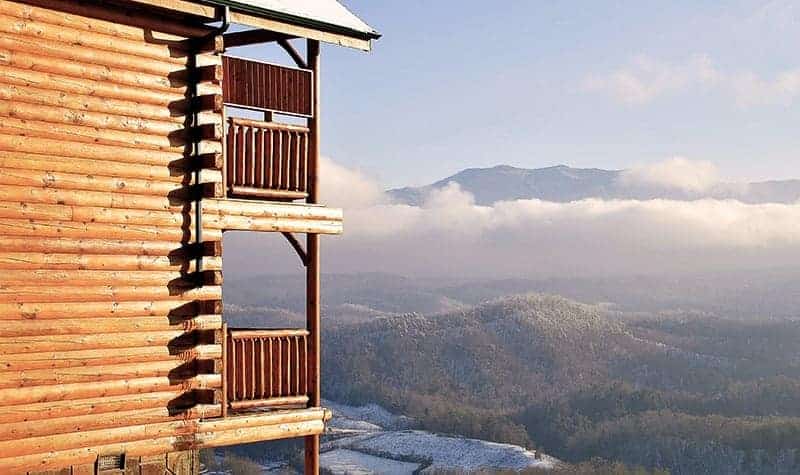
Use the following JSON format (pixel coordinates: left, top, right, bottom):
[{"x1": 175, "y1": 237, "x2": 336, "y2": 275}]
[{"x1": 304, "y1": 38, "x2": 321, "y2": 475}]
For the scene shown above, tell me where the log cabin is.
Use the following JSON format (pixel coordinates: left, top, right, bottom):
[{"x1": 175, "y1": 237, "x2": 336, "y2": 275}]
[{"x1": 0, "y1": 0, "x2": 379, "y2": 473}]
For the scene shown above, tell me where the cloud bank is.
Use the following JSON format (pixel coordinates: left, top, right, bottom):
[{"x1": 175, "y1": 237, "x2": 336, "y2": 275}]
[
  {"x1": 583, "y1": 54, "x2": 800, "y2": 107},
  {"x1": 224, "y1": 159, "x2": 800, "y2": 279},
  {"x1": 618, "y1": 157, "x2": 721, "y2": 193}
]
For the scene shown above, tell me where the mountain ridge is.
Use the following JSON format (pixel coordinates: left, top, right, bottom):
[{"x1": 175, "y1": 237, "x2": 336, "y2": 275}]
[{"x1": 387, "y1": 164, "x2": 800, "y2": 205}]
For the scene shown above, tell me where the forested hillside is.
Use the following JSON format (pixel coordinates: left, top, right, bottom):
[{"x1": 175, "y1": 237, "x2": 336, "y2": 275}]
[{"x1": 318, "y1": 294, "x2": 800, "y2": 474}]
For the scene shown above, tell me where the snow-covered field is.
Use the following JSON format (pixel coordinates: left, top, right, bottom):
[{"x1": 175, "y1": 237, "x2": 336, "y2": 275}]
[
  {"x1": 320, "y1": 449, "x2": 421, "y2": 474},
  {"x1": 320, "y1": 400, "x2": 559, "y2": 474},
  {"x1": 204, "y1": 401, "x2": 559, "y2": 474}
]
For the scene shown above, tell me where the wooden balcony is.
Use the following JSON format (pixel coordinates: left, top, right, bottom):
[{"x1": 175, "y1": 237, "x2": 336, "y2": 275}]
[
  {"x1": 224, "y1": 328, "x2": 310, "y2": 414},
  {"x1": 222, "y1": 55, "x2": 316, "y2": 203},
  {"x1": 225, "y1": 118, "x2": 310, "y2": 201}
]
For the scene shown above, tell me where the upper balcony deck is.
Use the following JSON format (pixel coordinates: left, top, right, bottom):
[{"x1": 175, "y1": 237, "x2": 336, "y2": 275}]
[{"x1": 206, "y1": 53, "x2": 342, "y2": 236}]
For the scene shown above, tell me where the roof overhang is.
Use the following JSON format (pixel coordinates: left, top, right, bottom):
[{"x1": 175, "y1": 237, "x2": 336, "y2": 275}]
[{"x1": 125, "y1": 0, "x2": 379, "y2": 51}]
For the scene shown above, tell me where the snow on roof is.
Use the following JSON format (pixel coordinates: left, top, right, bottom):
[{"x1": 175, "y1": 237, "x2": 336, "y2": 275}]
[{"x1": 210, "y1": 0, "x2": 379, "y2": 39}]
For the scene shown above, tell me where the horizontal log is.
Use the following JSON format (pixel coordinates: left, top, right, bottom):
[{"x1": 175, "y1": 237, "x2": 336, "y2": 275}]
[
  {"x1": 0, "y1": 114, "x2": 188, "y2": 153},
  {"x1": 228, "y1": 117, "x2": 310, "y2": 133},
  {"x1": 0, "y1": 408, "x2": 323, "y2": 472},
  {"x1": 229, "y1": 329, "x2": 309, "y2": 339},
  {"x1": 204, "y1": 199, "x2": 343, "y2": 221},
  {"x1": 0, "y1": 184, "x2": 189, "y2": 213},
  {"x1": 0, "y1": 315, "x2": 221, "y2": 337},
  {"x1": 229, "y1": 396, "x2": 309, "y2": 410},
  {"x1": 0, "y1": 12, "x2": 189, "y2": 64},
  {"x1": 0, "y1": 97, "x2": 183, "y2": 138},
  {"x1": 0, "y1": 373, "x2": 220, "y2": 406},
  {"x1": 9, "y1": 0, "x2": 212, "y2": 39},
  {"x1": 6, "y1": 360, "x2": 218, "y2": 390},
  {"x1": 0, "y1": 434, "x2": 184, "y2": 474},
  {"x1": 0, "y1": 391, "x2": 183, "y2": 424},
  {"x1": 0, "y1": 133, "x2": 180, "y2": 167},
  {"x1": 0, "y1": 418, "x2": 323, "y2": 473},
  {"x1": 0, "y1": 80, "x2": 185, "y2": 124},
  {"x1": 0, "y1": 253, "x2": 220, "y2": 272},
  {"x1": 0, "y1": 151, "x2": 191, "y2": 183},
  {"x1": 0, "y1": 358, "x2": 213, "y2": 388},
  {"x1": 0, "y1": 167, "x2": 187, "y2": 198},
  {"x1": 0, "y1": 417, "x2": 200, "y2": 458},
  {"x1": 0, "y1": 344, "x2": 221, "y2": 372},
  {"x1": 0, "y1": 331, "x2": 186, "y2": 355},
  {"x1": 0, "y1": 404, "x2": 220, "y2": 442},
  {"x1": 0, "y1": 32, "x2": 184, "y2": 80},
  {"x1": 197, "y1": 408, "x2": 326, "y2": 432},
  {"x1": 0, "y1": 298, "x2": 220, "y2": 321},
  {"x1": 0, "y1": 284, "x2": 221, "y2": 304},
  {"x1": 204, "y1": 213, "x2": 343, "y2": 234},
  {"x1": 0, "y1": 237, "x2": 199, "y2": 256},
  {"x1": 0, "y1": 269, "x2": 202, "y2": 286},
  {"x1": 0, "y1": 56, "x2": 185, "y2": 106},
  {"x1": 0, "y1": 201, "x2": 186, "y2": 226},
  {"x1": 0, "y1": 217, "x2": 222, "y2": 242},
  {"x1": 197, "y1": 420, "x2": 324, "y2": 447},
  {"x1": 229, "y1": 186, "x2": 309, "y2": 201},
  {"x1": 0, "y1": 200, "x2": 340, "y2": 233}
]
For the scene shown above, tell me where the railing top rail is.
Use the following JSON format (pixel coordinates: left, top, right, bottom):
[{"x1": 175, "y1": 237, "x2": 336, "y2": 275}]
[
  {"x1": 229, "y1": 328, "x2": 310, "y2": 339},
  {"x1": 228, "y1": 117, "x2": 310, "y2": 133}
]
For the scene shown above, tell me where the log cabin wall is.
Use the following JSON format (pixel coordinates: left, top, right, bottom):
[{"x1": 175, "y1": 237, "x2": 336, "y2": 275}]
[{"x1": 0, "y1": 1, "x2": 225, "y2": 472}]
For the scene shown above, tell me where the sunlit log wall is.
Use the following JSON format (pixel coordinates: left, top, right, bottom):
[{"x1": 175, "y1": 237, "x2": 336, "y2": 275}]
[{"x1": 0, "y1": 1, "x2": 224, "y2": 472}]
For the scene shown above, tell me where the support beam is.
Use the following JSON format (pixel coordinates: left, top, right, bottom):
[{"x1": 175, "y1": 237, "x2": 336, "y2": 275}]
[
  {"x1": 282, "y1": 232, "x2": 308, "y2": 266},
  {"x1": 305, "y1": 38, "x2": 321, "y2": 475},
  {"x1": 278, "y1": 39, "x2": 309, "y2": 69},
  {"x1": 223, "y1": 29, "x2": 295, "y2": 48}
]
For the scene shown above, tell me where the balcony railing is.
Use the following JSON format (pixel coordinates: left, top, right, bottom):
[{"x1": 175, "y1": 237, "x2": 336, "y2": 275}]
[
  {"x1": 225, "y1": 117, "x2": 310, "y2": 200},
  {"x1": 225, "y1": 328, "x2": 310, "y2": 412}
]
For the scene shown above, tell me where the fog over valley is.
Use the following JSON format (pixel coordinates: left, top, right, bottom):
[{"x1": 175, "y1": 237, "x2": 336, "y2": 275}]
[{"x1": 224, "y1": 157, "x2": 800, "y2": 279}]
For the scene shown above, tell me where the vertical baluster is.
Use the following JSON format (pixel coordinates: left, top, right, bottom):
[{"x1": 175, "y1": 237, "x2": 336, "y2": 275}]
[
  {"x1": 299, "y1": 132, "x2": 308, "y2": 194},
  {"x1": 254, "y1": 128, "x2": 263, "y2": 189},
  {"x1": 268, "y1": 337, "x2": 274, "y2": 398},
  {"x1": 302, "y1": 334, "x2": 308, "y2": 396},
  {"x1": 286, "y1": 131, "x2": 293, "y2": 191},
  {"x1": 228, "y1": 333, "x2": 235, "y2": 402},
  {"x1": 276, "y1": 337, "x2": 282, "y2": 397},
  {"x1": 294, "y1": 335, "x2": 300, "y2": 395},
  {"x1": 273, "y1": 129, "x2": 282, "y2": 190},
  {"x1": 259, "y1": 338, "x2": 266, "y2": 399},
  {"x1": 226, "y1": 120, "x2": 235, "y2": 190},
  {"x1": 282, "y1": 131, "x2": 291, "y2": 191},
  {"x1": 244, "y1": 126, "x2": 253, "y2": 186},
  {"x1": 235, "y1": 125, "x2": 245, "y2": 186},
  {"x1": 250, "y1": 339, "x2": 256, "y2": 400},
  {"x1": 264, "y1": 129, "x2": 273, "y2": 190},
  {"x1": 286, "y1": 336, "x2": 293, "y2": 396},
  {"x1": 243, "y1": 339, "x2": 249, "y2": 400},
  {"x1": 231, "y1": 338, "x2": 238, "y2": 401},
  {"x1": 292, "y1": 132, "x2": 303, "y2": 191}
]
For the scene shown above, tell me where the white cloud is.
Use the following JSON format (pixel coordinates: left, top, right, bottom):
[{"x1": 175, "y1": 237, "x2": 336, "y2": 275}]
[
  {"x1": 225, "y1": 160, "x2": 800, "y2": 279},
  {"x1": 618, "y1": 157, "x2": 720, "y2": 193},
  {"x1": 318, "y1": 156, "x2": 385, "y2": 209},
  {"x1": 583, "y1": 55, "x2": 800, "y2": 107}
]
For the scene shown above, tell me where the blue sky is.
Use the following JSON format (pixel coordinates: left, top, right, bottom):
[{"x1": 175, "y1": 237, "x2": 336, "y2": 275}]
[{"x1": 238, "y1": 1, "x2": 800, "y2": 187}]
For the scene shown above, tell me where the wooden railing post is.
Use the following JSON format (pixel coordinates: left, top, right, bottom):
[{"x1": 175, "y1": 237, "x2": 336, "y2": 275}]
[
  {"x1": 305, "y1": 38, "x2": 321, "y2": 475},
  {"x1": 221, "y1": 322, "x2": 228, "y2": 417}
]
